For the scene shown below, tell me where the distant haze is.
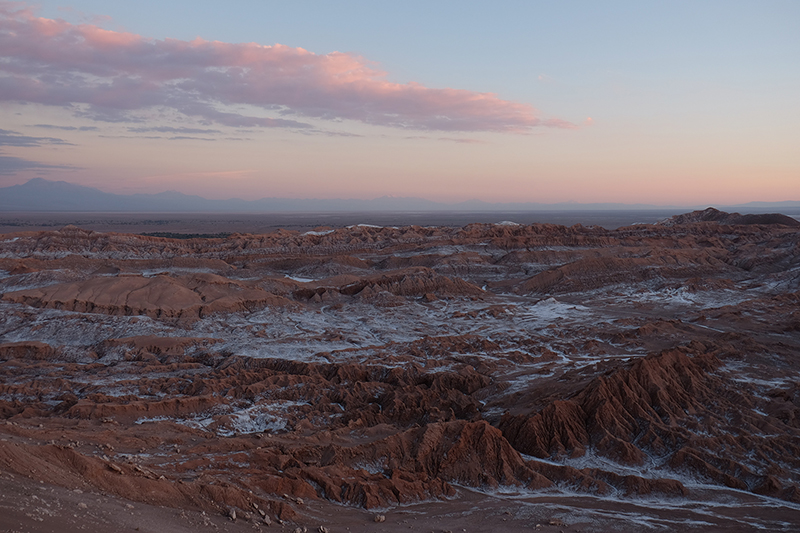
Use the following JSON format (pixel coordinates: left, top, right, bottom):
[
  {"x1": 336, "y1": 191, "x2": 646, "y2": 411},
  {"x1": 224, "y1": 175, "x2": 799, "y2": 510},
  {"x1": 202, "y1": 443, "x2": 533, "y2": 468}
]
[{"x1": 2, "y1": 180, "x2": 799, "y2": 220}]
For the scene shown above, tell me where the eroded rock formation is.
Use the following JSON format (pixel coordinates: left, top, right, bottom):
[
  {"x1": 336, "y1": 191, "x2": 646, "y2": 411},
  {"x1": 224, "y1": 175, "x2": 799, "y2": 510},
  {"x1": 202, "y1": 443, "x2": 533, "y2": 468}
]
[{"x1": 1, "y1": 212, "x2": 799, "y2": 530}]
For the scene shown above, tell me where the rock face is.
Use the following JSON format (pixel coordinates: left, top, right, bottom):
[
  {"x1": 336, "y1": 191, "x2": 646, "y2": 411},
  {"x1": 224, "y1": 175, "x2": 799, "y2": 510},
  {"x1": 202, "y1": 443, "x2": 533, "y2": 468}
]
[
  {"x1": 4, "y1": 273, "x2": 292, "y2": 319},
  {"x1": 500, "y1": 348, "x2": 800, "y2": 501},
  {"x1": 0, "y1": 341, "x2": 55, "y2": 360},
  {"x1": 1, "y1": 212, "x2": 799, "y2": 530},
  {"x1": 502, "y1": 349, "x2": 720, "y2": 463},
  {"x1": 658, "y1": 207, "x2": 800, "y2": 227}
]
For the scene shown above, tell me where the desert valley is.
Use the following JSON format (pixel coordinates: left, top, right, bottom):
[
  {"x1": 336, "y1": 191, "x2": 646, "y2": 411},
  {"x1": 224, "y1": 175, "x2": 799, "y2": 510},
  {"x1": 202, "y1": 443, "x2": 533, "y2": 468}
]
[
  {"x1": 0, "y1": 208, "x2": 799, "y2": 532},
  {"x1": 2, "y1": 1, "x2": 798, "y2": 530}
]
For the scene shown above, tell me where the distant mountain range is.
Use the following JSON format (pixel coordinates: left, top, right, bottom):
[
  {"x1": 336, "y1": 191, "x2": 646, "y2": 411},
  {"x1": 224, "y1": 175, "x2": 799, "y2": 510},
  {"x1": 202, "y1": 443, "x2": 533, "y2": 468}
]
[{"x1": 1, "y1": 178, "x2": 799, "y2": 213}]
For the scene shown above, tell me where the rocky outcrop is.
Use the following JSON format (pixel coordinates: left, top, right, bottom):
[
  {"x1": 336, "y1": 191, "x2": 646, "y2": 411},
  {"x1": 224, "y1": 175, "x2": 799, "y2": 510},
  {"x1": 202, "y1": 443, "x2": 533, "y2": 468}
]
[
  {"x1": 500, "y1": 348, "x2": 800, "y2": 501},
  {"x1": 293, "y1": 267, "x2": 485, "y2": 303},
  {"x1": 0, "y1": 439, "x2": 296, "y2": 520},
  {"x1": 658, "y1": 207, "x2": 800, "y2": 227},
  {"x1": 518, "y1": 247, "x2": 745, "y2": 294},
  {"x1": 0, "y1": 341, "x2": 56, "y2": 361},
  {"x1": 3, "y1": 273, "x2": 293, "y2": 319}
]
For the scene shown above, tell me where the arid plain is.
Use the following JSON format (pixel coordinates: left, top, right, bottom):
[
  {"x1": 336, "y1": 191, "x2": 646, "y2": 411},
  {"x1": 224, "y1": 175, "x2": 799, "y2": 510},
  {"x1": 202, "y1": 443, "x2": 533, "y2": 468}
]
[{"x1": 1, "y1": 208, "x2": 799, "y2": 532}]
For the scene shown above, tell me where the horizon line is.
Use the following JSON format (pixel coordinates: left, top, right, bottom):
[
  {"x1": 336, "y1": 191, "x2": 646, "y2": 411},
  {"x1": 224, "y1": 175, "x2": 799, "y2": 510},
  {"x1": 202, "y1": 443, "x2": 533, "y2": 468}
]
[{"x1": 3, "y1": 178, "x2": 799, "y2": 211}]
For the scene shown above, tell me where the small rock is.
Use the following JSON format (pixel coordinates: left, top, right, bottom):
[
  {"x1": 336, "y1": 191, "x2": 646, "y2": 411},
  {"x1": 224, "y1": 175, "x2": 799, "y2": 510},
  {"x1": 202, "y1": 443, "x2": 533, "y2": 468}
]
[
  {"x1": 263, "y1": 515, "x2": 271, "y2": 525},
  {"x1": 549, "y1": 518, "x2": 565, "y2": 527},
  {"x1": 228, "y1": 508, "x2": 237, "y2": 521},
  {"x1": 77, "y1": 502, "x2": 87, "y2": 509},
  {"x1": 374, "y1": 514, "x2": 386, "y2": 523},
  {"x1": 318, "y1": 527, "x2": 330, "y2": 533}
]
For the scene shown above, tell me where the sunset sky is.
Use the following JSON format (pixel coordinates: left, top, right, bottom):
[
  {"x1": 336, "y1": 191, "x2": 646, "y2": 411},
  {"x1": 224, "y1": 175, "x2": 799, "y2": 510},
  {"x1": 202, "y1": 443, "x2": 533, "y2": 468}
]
[{"x1": 0, "y1": 1, "x2": 798, "y2": 205}]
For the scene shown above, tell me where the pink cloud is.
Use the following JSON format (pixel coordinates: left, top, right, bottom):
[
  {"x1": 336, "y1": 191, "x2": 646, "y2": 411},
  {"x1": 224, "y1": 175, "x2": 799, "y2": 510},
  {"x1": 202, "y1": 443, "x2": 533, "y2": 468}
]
[{"x1": 0, "y1": 3, "x2": 574, "y2": 132}]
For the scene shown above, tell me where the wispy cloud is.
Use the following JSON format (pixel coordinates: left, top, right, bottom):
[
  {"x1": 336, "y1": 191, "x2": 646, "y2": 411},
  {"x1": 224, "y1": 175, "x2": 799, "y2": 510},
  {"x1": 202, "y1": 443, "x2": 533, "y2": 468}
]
[
  {"x1": 437, "y1": 137, "x2": 489, "y2": 144},
  {"x1": 30, "y1": 124, "x2": 99, "y2": 131},
  {"x1": 127, "y1": 126, "x2": 222, "y2": 134},
  {"x1": 0, "y1": 2, "x2": 574, "y2": 133},
  {"x1": 167, "y1": 136, "x2": 216, "y2": 142},
  {"x1": 0, "y1": 129, "x2": 72, "y2": 146},
  {"x1": 0, "y1": 153, "x2": 74, "y2": 174},
  {"x1": 403, "y1": 135, "x2": 488, "y2": 144},
  {"x1": 296, "y1": 129, "x2": 364, "y2": 138}
]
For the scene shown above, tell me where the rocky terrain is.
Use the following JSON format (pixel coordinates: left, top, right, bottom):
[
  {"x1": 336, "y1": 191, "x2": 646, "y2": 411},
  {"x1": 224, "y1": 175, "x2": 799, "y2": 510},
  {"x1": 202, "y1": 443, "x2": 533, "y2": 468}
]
[{"x1": 1, "y1": 209, "x2": 799, "y2": 532}]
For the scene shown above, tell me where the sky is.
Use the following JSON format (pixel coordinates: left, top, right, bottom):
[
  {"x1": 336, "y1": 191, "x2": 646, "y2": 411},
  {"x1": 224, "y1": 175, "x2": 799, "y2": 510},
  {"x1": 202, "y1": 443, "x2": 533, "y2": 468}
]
[{"x1": 0, "y1": 0, "x2": 798, "y2": 205}]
